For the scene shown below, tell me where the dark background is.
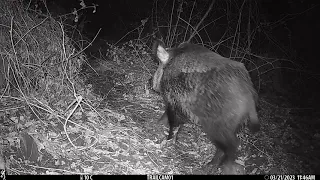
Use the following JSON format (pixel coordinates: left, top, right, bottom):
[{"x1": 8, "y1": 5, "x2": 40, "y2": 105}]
[
  {"x1": 39, "y1": 0, "x2": 320, "y2": 109},
  {"x1": 44, "y1": 0, "x2": 320, "y2": 71}
]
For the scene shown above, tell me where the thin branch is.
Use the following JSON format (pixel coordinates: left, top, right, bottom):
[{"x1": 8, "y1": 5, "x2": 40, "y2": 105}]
[{"x1": 187, "y1": 0, "x2": 215, "y2": 43}]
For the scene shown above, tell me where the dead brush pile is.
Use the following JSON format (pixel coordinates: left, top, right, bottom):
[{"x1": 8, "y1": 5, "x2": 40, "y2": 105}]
[
  {"x1": 0, "y1": 1, "x2": 166, "y2": 175},
  {"x1": 0, "y1": 0, "x2": 101, "y2": 174},
  {"x1": 0, "y1": 0, "x2": 83, "y2": 94}
]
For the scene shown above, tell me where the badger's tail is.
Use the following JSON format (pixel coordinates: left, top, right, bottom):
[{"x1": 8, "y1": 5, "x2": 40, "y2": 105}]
[{"x1": 248, "y1": 102, "x2": 260, "y2": 133}]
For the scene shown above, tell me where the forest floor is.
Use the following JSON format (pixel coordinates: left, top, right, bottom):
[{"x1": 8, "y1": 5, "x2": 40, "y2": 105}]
[{"x1": 1, "y1": 42, "x2": 319, "y2": 175}]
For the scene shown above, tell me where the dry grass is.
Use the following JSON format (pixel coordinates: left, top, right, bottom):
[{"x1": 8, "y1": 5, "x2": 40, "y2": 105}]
[{"x1": 0, "y1": 0, "x2": 317, "y2": 175}]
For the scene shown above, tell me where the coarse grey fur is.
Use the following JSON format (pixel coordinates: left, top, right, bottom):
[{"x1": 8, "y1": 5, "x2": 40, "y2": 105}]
[{"x1": 151, "y1": 40, "x2": 260, "y2": 174}]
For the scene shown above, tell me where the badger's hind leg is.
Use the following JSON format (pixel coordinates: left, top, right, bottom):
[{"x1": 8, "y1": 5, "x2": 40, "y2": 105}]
[{"x1": 201, "y1": 115, "x2": 243, "y2": 174}]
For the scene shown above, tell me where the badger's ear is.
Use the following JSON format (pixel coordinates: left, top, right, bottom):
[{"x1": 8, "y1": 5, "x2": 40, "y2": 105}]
[
  {"x1": 152, "y1": 40, "x2": 164, "y2": 57},
  {"x1": 152, "y1": 40, "x2": 169, "y2": 64},
  {"x1": 156, "y1": 43, "x2": 170, "y2": 64}
]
